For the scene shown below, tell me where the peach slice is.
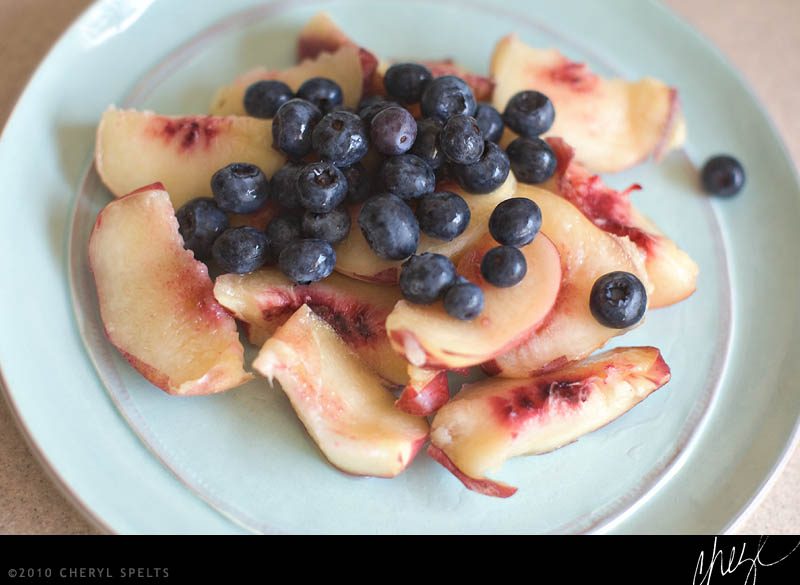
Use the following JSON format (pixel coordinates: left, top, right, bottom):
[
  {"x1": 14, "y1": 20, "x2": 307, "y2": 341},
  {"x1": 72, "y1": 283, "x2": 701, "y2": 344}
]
[
  {"x1": 88, "y1": 185, "x2": 251, "y2": 396},
  {"x1": 386, "y1": 231, "x2": 562, "y2": 370},
  {"x1": 297, "y1": 11, "x2": 380, "y2": 96},
  {"x1": 430, "y1": 347, "x2": 671, "y2": 497},
  {"x1": 252, "y1": 305, "x2": 429, "y2": 478},
  {"x1": 395, "y1": 365, "x2": 451, "y2": 416},
  {"x1": 95, "y1": 107, "x2": 284, "y2": 209},
  {"x1": 335, "y1": 173, "x2": 518, "y2": 284},
  {"x1": 544, "y1": 138, "x2": 698, "y2": 308},
  {"x1": 491, "y1": 34, "x2": 686, "y2": 173},
  {"x1": 228, "y1": 200, "x2": 281, "y2": 231},
  {"x1": 213, "y1": 268, "x2": 408, "y2": 385},
  {"x1": 483, "y1": 186, "x2": 651, "y2": 378},
  {"x1": 210, "y1": 45, "x2": 364, "y2": 116}
]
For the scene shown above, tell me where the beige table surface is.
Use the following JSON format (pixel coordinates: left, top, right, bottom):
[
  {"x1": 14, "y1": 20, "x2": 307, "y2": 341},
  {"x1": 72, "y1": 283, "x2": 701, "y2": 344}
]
[{"x1": 1, "y1": 0, "x2": 798, "y2": 534}]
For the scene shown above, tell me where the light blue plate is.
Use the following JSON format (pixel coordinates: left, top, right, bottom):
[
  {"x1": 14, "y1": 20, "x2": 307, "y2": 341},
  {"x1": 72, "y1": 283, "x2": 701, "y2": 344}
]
[{"x1": 2, "y1": 0, "x2": 799, "y2": 534}]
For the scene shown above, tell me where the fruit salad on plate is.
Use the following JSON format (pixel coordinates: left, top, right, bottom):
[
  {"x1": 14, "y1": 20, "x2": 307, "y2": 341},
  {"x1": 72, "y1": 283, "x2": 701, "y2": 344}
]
[{"x1": 88, "y1": 12, "x2": 699, "y2": 498}]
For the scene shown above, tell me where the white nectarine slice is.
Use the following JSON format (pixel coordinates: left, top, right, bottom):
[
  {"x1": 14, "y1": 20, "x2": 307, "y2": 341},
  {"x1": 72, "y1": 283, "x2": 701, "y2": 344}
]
[
  {"x1": 335, "y1": 173, "x2": 517, "y2": 284},
  {"x1": 88, "y1": 185, "x2": 251, "y2": 396},
  {"x1": 430, "y1": 347, "x2": 671, "y2": 497},
  {"x1": 253, "y1": 305, "x2": 428, "y2": 478},
  {"x1": 491, "y1": 34, "x2": 685, "y2": 173},
  {"x1": 484, "y1": 186, "x2": 651, "y2": 377},
  {"x1": 213, "y1": 268, "x2": 408, "y2": 385},
  {"x1": 545, "y1": 138, "x2": 698, "y2": 308},
  {"x1": 395, "y1": 365, "x2": 451, "y2": 416},
  {"x1": 95, "y1": 108, "x2": 284, "y2": 209},
  {"x1": 386, "y1": 232, "x2": 561, "y2": 370},
  {"x1": 210, "y1": 45, "x2": 364, "y2": 116}
]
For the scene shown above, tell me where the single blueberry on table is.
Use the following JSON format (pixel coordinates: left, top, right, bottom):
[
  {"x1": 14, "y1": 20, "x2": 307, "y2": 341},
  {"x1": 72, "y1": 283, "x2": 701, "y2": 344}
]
[
  {"x1": 416, "y1": 191, "x2": 471, "y2": 241},
  {"x1": 210, "y1": 162, "x2": 270, "y2": 214},
  {"x1": 384, "y1": 63, "x2": 433, "y2": 104},
  {"x1": 379, "y1": 154, "x2": 435, "y2": 200},
  {"x1": 212, "y1": 226, "x2": 270, "y2": 274},
  {"x1": 502, "y1": 90, "x2": 555, "y2": 138},
  {"x1": 420, "y1": 75, "x2": 477, "y2": 121},
  {"x1": 701, "y1": 155, "x2": 745, "y2": 197},
  {"x1": 440, "y1": 114, "x2": 484, "y2": 165},
  {"x1": 296, "y1": 77, "x2": 343, "y2": 113},
  {"x1": 488, "y1": 197, "x2": 542, "y2": 247},
  {"x1": 399, "y1": 253, "x2": 457, "y2": 305},
  {"x1": 297, "y1": 161, "x2": 348, "y2": 213},
  {"x1": 312, "y1": 110, "x2": 369, "y2": 167},
  {"x1": 272, "y1": 98, "x2": 322, "y2": 159},
  {"x1": 358, "y1": 193, "x2": 420, "y2": 260},
  {"x1": 342, "y1": 163, "x2": 374, "y2": 205},
  {"x1": 243, "y1": 80, "x2": 293, "y2": 119},
  {"x1": 506, "y1": 137, "x2": 558, "y2": 184},
  {"x1": 301, "y1": 207, "x2": 352, "y2": 245},
  {"x1": 474, "y1": 103, "x2": 504, "y2": 143},
  {"x1": 410, "y1": 117, "x2": 445, "y2": 170},
  {"x1": 175, "y1": 197, "x2": 229, "y2": 261},
  {"x1": 278, "y1": 239, "x2": 337, "y2": 284},
  {"x1": 480, "y1": 245, "x2": 527, "y2": 287},
  {"x1": 443, "y1": 278, "x2": 484, "y2": 321},
  {"x1": 370, "y1": 106, "x2": 418, "y2": 156},
  {"x1": 269, "y1": 162, "x2": 303, "y2": 209},
  {"x1": 451, "y1": 141, "x2": 510, "y2": 194},
  {"x1": 589, "y1": 271, "x2": 647, "y2": 329},
  {"x1": 265, "y1": 213, "x2": 302, "y2": 263}
]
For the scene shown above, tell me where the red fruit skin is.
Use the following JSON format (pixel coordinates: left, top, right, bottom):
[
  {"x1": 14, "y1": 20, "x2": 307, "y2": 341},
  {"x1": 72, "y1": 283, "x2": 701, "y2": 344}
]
[
  {"x1": 427, "y1": 444, "x2": 517, "y2": 498},
  {"x1": 395, "y1": 370, "x2": 450, "y2": 416},
  {"x1": 297, "y1": 29, "x2": 379, "y2": 96},
  {"x1": 422, "y1": 59, "x2": 495, "y2": 102}
]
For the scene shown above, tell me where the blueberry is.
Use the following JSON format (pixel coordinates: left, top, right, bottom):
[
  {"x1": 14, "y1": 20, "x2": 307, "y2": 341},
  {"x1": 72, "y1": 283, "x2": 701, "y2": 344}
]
[
  {"x1": 701, "y1": 155, "x2": 745, "y2": 197},
  {"x1": 272, "y1": 98, "x2": 322, "y2": 159},
  {"x1": 443, "y1": 278, "x2": 484, "y2": 320},
  {"x1": 357, "y1": 96, "x2": 400, "y2": 125},
  {"x1": 380, "y1": 154, "x2": 435, "y2": 200},
  {"x1": 384, "y1": 63, "x2": 433, "y2": 104},
  {"x1": 278, "y1": 239, "x2": 336, "y2": 284},
  {"x1": 296, "y1": 77, "x2": 343, "y2": 113},
  {"x1": 506, "y1": 137, "x2": 557, "y2": 184},
  {"x1": 265, "y1": 213, "x2": 302, "y2": 262},
  {"x1": 416, "y1": 191, "x2": 470, "y2": 241},
  {"x1": 297, "y1": 162, "x2": 348, "y2": 213},
  {"x1": 399, "y1": 253, "x2": 457, "y2": 304},
  {"x1": 440, "y1": 114, "x2": 484, "y2": 165},
  {"x1": 270, "y1": 162, "x2": 303, "y2": 209},
  {"x1": 410, "y1": 117, "x2": 445, "y2": 170},
  {"x1": 211, "y1": 163, "x2": 270, "y2": 214},
  {"x1": 212, "y1": 226, "x2": 270, "y2": 274},
  {"x1": 175, "y1": 198, "x2": 229, "y2": 261},
  {"x1": 358, "y1": 193, "x2": 420, "y2": 260},
  {"x1": 370, "y1": 106, "x2": 417, "y2": 155},
  {"x1": 474, "y1": 103, "x2": 504, "y2": 143},
  {"x1": 451, "y1": 141, "x2": 510, "y2": 194},
  {"x1": 480, "y1": 246, "x2": 527, "y2": 287},
  {"x1": 243, "y1": 80, "x2": 293, "y2": 119},
  {"x1": 503, "y1": 90, "x2": 555, "y2": 138},
  {"x1": 301, "y1": 207, "x2": 351, "y2": 245},
  {"x1": 342, "y1": 163, "x2": 374, "y2": 204},
  {"x1": 312, "y1": 110, "x2": 369, "y2": 167},
  {"x1": 589, "y1": 271, "x2": 647, "y2": 329},
  {"x1": 420, "y1": 75, "x2": 477, "y2": 121},
  {"x1": 488, "y1": 198, "x2": 542, "y2": 247}
]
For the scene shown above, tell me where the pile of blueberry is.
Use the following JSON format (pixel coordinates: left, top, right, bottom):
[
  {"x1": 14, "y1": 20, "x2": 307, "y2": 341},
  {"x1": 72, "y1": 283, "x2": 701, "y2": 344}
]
[{"x1": 175, "y1": 64, "x2": 561, "y2": 321}]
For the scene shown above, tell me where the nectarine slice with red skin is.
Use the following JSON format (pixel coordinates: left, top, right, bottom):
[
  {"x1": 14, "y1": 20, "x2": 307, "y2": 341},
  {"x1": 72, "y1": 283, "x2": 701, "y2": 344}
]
[
  {"x1": 430, "y1": 347, "x2": 671, "y2": 497},
  {"x1": 386, "y1": 231, "x2": 562, "y2": 370},
  {"x1": 543, "y1": 137, "x2": 698, "y2": 308},
  {"x1": 252, "y1": 305, "x2": 429, "y2": 478},
  {"x1": 395, "y1": 366, "x2": 451, "y2": 416},
  {"x1": 484, "y1": 186, "x2": 651, "y2": 378},
  {"x1": 491, "y1": 34, "x2": 686, "y2": 173},
  {"x1": 88, "y1": 185, "x2": 251, "y2": 396},
  {"x1": 214, "y1": 268, "x2": 408, "y2": 385},
  {"x1": 335, "y1": 174, "x2": 518, "y2": 284},
  {"x1": 95, "y1": 108, "x2": 284, "y2": 209}
]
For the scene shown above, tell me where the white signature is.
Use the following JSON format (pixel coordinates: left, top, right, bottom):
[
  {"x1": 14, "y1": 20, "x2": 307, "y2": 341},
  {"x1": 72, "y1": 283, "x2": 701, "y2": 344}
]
[{"x1": 693, "y1": 536, "x2": 800, "y2": 585}]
